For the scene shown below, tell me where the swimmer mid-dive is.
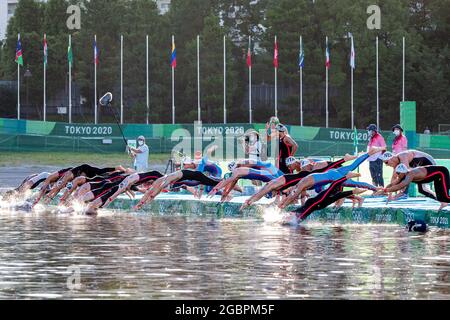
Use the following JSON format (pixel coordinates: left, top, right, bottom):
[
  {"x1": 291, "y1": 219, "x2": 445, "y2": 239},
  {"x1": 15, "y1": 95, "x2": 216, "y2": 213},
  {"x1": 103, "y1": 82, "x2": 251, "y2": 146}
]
[
  {"x1": 382, "y1": 150, "x2": 437, "y2": 199},
  {"x1": 134, "y1": 169, "x2": 225, "y2": 210},
  {"x1": 59, "y1": 168, "x2": 135, "y2": 204},
  {"x1": 3, "y1": 171, "x2": 51, "y2": 199},
  {"x1": 278, "y1": 147, "x2": 385, "y2": 209},
  {"x1": 62, "y1": 171, "x2": 161, "y2": 215},
  {"x1": 207, "y1": 159, "x2": 283, "y2": 200},
  {"x1": 282, "y1": 176, "x2": 368, "y2": 224},
  {"x1": 240, "y1": 154, "x2": 358, "y2": 210},
  {"x1": 42, "y1": 164, "x2": 126, "y2": 204},
  {"x1": 32, "y1": 167, "x2": 73, "y2": 206}
]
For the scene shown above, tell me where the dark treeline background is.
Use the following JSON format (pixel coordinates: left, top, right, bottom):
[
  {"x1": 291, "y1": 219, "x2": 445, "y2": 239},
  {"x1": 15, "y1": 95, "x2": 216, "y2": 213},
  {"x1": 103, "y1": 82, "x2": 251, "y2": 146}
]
[{"x1": 0, "y1": 0, "x2": 448, "y2": 131}]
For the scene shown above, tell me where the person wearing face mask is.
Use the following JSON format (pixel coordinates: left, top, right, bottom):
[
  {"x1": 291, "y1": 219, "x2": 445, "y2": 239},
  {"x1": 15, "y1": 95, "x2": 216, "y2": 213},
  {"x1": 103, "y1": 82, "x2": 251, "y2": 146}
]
[
  {"x1": 128, "y1": 136, "x2": 149, "y2": 172},
  {"x1": 391, "y1": 124, "x2": 408, "y2": 155},
  {"x1": 366, "y1": 124, "x2": 387, "y2": 187},
  {"x1": 244, "y1": 130, "x2": 262, "y2": 162}
]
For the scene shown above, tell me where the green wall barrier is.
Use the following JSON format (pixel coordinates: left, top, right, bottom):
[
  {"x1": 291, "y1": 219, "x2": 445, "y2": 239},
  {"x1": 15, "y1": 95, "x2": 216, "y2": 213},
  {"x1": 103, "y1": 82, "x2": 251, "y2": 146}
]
[{"x1": 0, "y1": 118, "x2": 448, "y2": 158}]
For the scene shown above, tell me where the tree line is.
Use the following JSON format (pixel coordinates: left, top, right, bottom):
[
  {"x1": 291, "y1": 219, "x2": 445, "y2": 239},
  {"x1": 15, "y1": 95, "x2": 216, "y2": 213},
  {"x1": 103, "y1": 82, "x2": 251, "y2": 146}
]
[{"x1": 0, "y1": 0, "x2": 448, "y2": 131}]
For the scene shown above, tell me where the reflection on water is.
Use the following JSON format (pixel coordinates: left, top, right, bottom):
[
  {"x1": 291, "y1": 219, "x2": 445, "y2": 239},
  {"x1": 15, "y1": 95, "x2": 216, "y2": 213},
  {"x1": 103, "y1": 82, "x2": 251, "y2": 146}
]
[{"x1": 0, "y1": 211, "x2": 449, "y2": 299}]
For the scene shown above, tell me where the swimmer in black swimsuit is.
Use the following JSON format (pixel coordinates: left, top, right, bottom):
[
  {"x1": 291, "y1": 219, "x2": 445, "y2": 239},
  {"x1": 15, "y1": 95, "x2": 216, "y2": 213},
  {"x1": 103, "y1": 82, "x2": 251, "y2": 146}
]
[
  {"x1": 135, "y1": 170, "x2": 222, "y2": 209},
  {"x1": 383, "y1": 164, "x2": 450, "y2": 210},
  {"x1": 32, "y1": 167, "x2": 73, "y2": 207},
  {"x1": 99, "y1": 171, "x2": 164, "y2": 209},
  {"x1": 44, "y1": 164, "x2": 126, "y2": 203},
  {"x1": 382, "y1": 150, "x2": 437, "y2": 197},
  {"x1": 289, "y1": 178, "x2": 367, "y2": 223},
  {"x1": 240, "y1": 154, "x2": 358, "y2": 210},
  {"x1": 3, "y1": 171, "x2": 52, "y2": 199},
  {"x1": 60, "y1": 168, "x2": 135, "y2": 203}
]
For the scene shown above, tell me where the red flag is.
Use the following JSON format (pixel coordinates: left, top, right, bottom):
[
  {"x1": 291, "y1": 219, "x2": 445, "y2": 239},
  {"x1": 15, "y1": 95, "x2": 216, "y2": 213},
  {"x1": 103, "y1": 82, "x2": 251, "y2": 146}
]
[
  {"x1": 273, "y1": 39, "x2": 279, "y2": 68},
  {"x1": 325, "y1": 44, "x2": 331, "y2": 69},
  {"x1": 246, "y1": 48, "x2": 252, "y2": 68}
]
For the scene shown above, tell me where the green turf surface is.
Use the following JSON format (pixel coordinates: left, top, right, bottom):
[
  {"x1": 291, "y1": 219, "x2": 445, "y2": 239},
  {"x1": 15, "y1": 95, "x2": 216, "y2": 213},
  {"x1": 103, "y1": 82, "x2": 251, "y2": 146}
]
[{"x1": 0, "y1": 152, "x2": 171, "y2": 167}]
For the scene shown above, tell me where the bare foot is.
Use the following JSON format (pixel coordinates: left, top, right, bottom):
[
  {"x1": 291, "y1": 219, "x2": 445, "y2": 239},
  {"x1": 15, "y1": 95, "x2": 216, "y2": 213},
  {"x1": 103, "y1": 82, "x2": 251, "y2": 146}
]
[
  {"x1": 346, "y1": 172, "x2": 361, "y2": 180},
  {"x1": 357, "y1": 196, "x2": 365, "y2": 208},
  {"x1": 439, "y1": 202, "x2": 448, "y2": 211},
  {"x1": 334, "y1": 198, "x2": 345, "y2": 210},
  {"x1": 352, "y1": 188, "x2": 366, "y2": 195},
  {"x1": 351, "y1": 195, "x2": 365, "y2": 208},
  {"x1": 343, "y1": 153, "x2": 357, "y2": 162},
  {"x1": 372, "y1": 188, "x2": 386, "y2": 196}
]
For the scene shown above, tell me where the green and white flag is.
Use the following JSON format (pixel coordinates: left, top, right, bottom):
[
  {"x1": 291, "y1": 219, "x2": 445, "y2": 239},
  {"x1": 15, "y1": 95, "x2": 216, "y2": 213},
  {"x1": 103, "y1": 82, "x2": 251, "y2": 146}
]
[{"x1": 68, "y1": 41, "x2": 73, "y2": 66}]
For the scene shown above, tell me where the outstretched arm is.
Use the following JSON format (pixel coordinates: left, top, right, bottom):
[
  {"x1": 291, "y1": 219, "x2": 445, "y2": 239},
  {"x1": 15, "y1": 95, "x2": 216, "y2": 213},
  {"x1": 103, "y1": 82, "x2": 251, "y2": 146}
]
[
  {"x1": 208, "y1": 169, "x2": 247, "y2": 197},
  {"x1": 101, "y1": 179, "x2": 133, "y2": 208},
  {"x1": 135, "y1": 174, "x2": 179, "y2": 208},
  {"x1": 241, "y1": 178, "x2": 284, "y2": 209},
  {"x1": 278, "y1": 182, "x2": 303, "y2": 209},
  {"x1": 60, "y1": 177, "x2": 84, "y2": 203},
  {"x1": 385, "y1": 175, "x2": 413, "y2": 193},
  {"x1": 32, "y1": 174, "x2": 58, "y2": 206},
  {"x1": 45, "y1": 174, "x2": 72, "y2": 202}
]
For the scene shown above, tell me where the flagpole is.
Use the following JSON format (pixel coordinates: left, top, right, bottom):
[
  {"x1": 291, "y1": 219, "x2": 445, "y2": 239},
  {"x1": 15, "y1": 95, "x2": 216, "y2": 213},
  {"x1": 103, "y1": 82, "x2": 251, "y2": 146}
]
[
  {"x1": 69, "y1": 34, "x2": 72, "y2": 124},
  {"x1": 274, "y1": 35, "x2": 278, "y2": 118},
  {"x1": 223, "y1": 35, "x2": 227, "y2": 124},
  {"x1": 325, "y1": 36, "x2": 329, "y2": 128},
  {"x1": 146, "y1": 34, "x2": 149, "y2": 125},
  {"x1": 249, "y1": 35, "x2": 252, "y2": 124},
  {"x1": 120, "y1": 34, "x2": 123, "y2": 124},
  {"x1": 197, "y1": 34, "x2": 201, "y2": 122},
  {"x1": 17, "y1": 60, "x2": 20, "y2": 120},
  {"x1": 351, "y1": 64, "x2": 354, "y2": 130},
  {"x1": 43, "y1": 34, "x2": 46, "y2": 122},
  {"x1": 376, "y1": 36, "x2": 380, "y2": 129},
  {"x1": 300, "y1": 36, "x2": 303, "y2": 127},
  {"x1": 402, "y1": 36, "x2": 405, "y2": 102},
  {"x1": 351, "y1": 35, "x2": 354, "y2": 130},
  {"x1": 172, "y1": 35, "x2": 175, "y2": 125},
  {"x1": 94, "y1": 35, "x2": 98, "y2": 124}
]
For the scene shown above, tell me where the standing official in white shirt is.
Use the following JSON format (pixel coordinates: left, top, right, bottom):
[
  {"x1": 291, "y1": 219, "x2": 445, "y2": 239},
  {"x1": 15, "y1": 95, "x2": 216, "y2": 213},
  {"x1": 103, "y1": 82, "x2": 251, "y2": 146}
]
[{"x1": 128, "y1": 135, "x2": 149, "y2": 172}]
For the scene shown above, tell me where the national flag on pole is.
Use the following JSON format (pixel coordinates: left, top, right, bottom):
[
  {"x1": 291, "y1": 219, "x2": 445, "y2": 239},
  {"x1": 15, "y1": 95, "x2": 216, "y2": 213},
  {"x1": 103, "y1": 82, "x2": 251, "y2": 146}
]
[
  {"x1": 299, "y1": 42, "x2": 305, "y2": 69},
  {"x1": 15, "y1": 34, "x2": 23, "y2": 66},
  {"x1": 246, "y1": 47, "x2": 252, "y2": 68},
  {"x1": 94, "y1": 37, "x2": 99, "y2": 65},
  {"x1": 43, "y1": 34, "x2": 48, "y2": 66},
  {"x1": 171, "y1": 40, "x2": 177, "y2": 68},
  {"x1": 350, "y1": 35, "x2": 355, "y2": 69},
  {"x1": 68, "y1": 42, "x2": 73, "y2": 67},
  {"x1": 273, "y1": 38, "x2": 279, "y2": 69},
  {"x1": 325, "y1": 41, "x2": 331, "y2": 69}
]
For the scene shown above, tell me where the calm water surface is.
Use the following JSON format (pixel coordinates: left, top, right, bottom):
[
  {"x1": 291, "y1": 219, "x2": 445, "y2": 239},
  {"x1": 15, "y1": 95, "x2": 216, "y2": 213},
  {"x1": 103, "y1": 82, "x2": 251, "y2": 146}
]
[{"x1": 0, "y1": 211, "x2": 449, "y2": 299}]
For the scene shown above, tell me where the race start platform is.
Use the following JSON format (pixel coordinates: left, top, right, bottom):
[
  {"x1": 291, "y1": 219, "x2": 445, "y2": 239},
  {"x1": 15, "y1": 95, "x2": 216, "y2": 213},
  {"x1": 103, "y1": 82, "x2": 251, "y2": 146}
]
[{"x1": 108, "y1": 193, "x2": 450, "y2": 229}]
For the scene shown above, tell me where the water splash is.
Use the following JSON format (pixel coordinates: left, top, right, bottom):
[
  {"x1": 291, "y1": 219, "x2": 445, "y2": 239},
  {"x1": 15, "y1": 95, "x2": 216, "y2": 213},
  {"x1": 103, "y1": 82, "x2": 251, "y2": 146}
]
[
  {"x1": 262, "y1": 206, "x2": 283, "y2": 223},
  {"x1": 0, "y1": 190, "x2": 33, "y2": 211},
  {"x1": 262, "y1": 206, "x2": 298, "y2": 226}
]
